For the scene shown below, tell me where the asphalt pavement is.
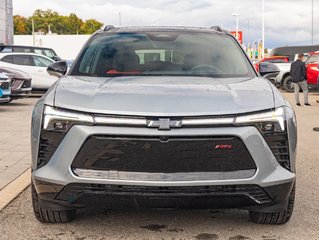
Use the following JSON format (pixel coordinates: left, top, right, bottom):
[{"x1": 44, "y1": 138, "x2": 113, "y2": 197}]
[{"x1": 0, "y1": 92, "x2": 319, "y2": 240}]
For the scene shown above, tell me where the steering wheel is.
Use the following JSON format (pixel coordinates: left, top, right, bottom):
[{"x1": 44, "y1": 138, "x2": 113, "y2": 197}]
[{"x1": 191, "y1": 65, "x2": 223, "y2": 74}]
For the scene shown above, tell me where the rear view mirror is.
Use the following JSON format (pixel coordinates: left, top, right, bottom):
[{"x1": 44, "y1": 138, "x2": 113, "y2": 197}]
[{"x1": 47, "y1": 61, "x2": 67, "y2": 77}]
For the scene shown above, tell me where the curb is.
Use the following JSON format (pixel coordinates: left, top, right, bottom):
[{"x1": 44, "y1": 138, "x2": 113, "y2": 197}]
[{"x1": 0, "y1": 168, "x2": 31, "y2": 211}]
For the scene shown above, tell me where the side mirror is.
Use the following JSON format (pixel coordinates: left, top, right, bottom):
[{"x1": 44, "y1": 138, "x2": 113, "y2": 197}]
[
  {"x1": 259, "y1": 62, "x2": 280, "y2": 86},
  {"x1": 259, "y1": 62, "x2": 280, "y2": 76},
  {"x1": 47, "y1": 61, "x2": 67, "y2": 77}
]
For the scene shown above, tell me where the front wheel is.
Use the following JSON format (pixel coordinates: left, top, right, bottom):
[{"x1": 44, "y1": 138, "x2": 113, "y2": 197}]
[
  {"x1": 249, "y1": 184, "x2": 295, "y2": 224},
  {"x1": 283, "y1": 76, "x2": 294, "y2": 92},
  {"x1": 31, "y1": 182, "x2": 76, "y2": 223}
]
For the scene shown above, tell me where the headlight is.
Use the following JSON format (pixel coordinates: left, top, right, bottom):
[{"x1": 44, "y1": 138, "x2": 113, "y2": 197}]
[
  {"x1": 43, "y1": 106, "x2": 94, "y2": 132},
  {"x1": 234, "y1": 107, "x2": 285, "y2": 132}
]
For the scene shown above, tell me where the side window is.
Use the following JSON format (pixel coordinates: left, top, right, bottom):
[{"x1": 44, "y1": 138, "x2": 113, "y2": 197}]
[
  {"x1": 34, "y1": 49, "x2": 44, "y2": 55},
  {"x1": 12, "y1": 47, "x2": 31, "y2": 53},
  {"x1": 2, "y1": 47, "x2": 13, "y2": 53},
  {"x1": 1, "y1": 55, "x2": 13, "y2": 63},
  {"x1": 33, "y1": 56, "x2": 53, "y2": 67},
  {"x1": 12, "y1": 55, "x2": 33, "y2": 66},
  {"x1": 44, "y1": 49, "x2": 55, "y2": 58}
]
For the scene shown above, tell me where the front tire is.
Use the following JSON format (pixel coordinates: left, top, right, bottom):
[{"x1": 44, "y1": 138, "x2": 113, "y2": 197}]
[
  {"x1": 31, "y1": 182, "x2": 76, "y2": 223},
  {"x1": 283, "y1": 76, "x2": 294, "y2": 92},
  {"x1": 249, "y1": 184, "x2": 295, "y2": 224}
]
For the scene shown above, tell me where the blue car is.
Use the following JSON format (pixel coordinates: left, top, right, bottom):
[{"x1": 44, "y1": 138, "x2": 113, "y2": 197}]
[{"x1": 0, "y1": 73, "x2": 11, "y2": 103}]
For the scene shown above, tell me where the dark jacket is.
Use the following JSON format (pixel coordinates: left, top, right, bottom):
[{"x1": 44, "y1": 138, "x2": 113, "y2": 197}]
[{"x1": 290, "y1": 59, "x2": 307, "y2": 83}]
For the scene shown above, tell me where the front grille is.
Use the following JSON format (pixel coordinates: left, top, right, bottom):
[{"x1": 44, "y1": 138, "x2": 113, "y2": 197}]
[
  {"x1": 37, "y1": 130, "x2": 65, "y2": 168},
  {"x1": 0, "y1": 81, "x2": 10, "y2": 90},
  {"x1": 56, "y1": 183, "x2": 272, "y2": 205},
  {"x1": 264, "y1": 133, "x2": 290, "y2": 171},
  {"x1": 71, "y1": 136, "x2": 256, "y2": 173}
]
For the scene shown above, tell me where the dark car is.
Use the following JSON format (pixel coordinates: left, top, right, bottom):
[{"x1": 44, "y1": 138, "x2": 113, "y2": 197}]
[
  {"x1": 0, "y1": 67, "x2": 32, "y2": 100},
  {"x1": 31, "y1": 26, "x2": 296, "y2": 224},
  {"x1": 0, "y1": 45, "x2": 61, "y2": 61},
  {"x1": 270, "y1": 45, "x2": 319, "y2": 61}
]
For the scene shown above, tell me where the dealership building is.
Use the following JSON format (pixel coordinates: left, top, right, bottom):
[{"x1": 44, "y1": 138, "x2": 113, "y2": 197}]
[{"x1": 0, "y1": 0, "x2": 13, "y2": 44}]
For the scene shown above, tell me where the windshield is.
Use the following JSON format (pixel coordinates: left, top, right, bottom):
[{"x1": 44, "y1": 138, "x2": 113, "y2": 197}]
[
  {"x1": 306, "y1": 54, "x2": 319, "y2": 63},
  {"x1": 70, "y1": 31, "x2": 256, "y2": 78}
]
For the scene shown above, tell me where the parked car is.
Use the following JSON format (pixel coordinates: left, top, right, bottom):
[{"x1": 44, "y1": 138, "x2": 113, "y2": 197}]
[
  {"x1": 0, "y1": 44, "x2": 61, "y2": 61},
  {"x1": 0, "y1": 67, "x2": 32, "y2": 100},
  {"x1": 270, "y1": 45, "x2": 319, "y2": 61},
  {"x1": 0, "y1": 73, "x2": 11, "y2": 103},
  {"x1": 0, "y1": 53, "x2": 58, "y2": 91},
  {"x1": 276, "y1": 52, "x2": 319, "y2": 92},
  {"x1": 258, "y1": 62, "x2": 281, "y2": 85},
  {"x1": 254, "y1": 56, "x2": 289, "y2": 72},
  {"x1": 305, "y1": 52, "x2": 319, "y2": 87},
  {"x1": 31, "y1": 26, "x2": 296, "y2": 224}
]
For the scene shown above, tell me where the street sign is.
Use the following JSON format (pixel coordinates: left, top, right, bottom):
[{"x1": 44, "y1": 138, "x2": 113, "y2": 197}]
[{"x1": 230, "y1": 31, "x2": 243, "y2": 44}]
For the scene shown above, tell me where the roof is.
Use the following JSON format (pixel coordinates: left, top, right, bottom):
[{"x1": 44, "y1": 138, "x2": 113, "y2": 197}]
[
  {"x1": 94, "y1": 25, "x2": 229, "y2": 36},
  {"x1": 270, "y1": 45, "x2": 319, "y2": 56},
  {"x1": 0, "y1": 52, "x2": 55, "y2": 61},
  {"x1": 0, "y1": 45, "x2": 55, "y2": 50}
]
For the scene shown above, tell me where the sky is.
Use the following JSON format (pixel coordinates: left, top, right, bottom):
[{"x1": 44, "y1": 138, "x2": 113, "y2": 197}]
[{"x1": 12, "y1": 0, "x2": 319, "y2": 49}]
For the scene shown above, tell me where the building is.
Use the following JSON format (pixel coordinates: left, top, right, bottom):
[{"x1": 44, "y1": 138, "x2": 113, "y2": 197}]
[{"x1": 0, "y1": 0, "x2": 13, "y2": 44}]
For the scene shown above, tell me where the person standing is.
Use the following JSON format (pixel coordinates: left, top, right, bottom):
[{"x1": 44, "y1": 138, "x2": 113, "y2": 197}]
[{"x1": 290, "y1": 53, "x2": 311, "y2": 106}]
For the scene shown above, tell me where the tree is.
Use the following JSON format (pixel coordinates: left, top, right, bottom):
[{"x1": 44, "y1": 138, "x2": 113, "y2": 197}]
[
  {"x1": 67, "y1": 13, "x2": 83, "y2": 34},
  {"x1": 13, "y1": 15, "x2": 30, "y2": 34},
  {"x1": 13, "y1": 9, "x2": 103, "y2": 35},
  {"x1": 80, "y1": 19, "x2": 103, "y2": 34}
]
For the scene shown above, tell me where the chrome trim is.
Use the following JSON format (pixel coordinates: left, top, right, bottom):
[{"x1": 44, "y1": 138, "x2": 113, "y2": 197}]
[
  {"x1": 73, "y1": 168, "x2": 256, "y2": 181},
  {"x1": 182, "y1": 118, "x2": 234, "y2": 126},
  {"x1": 94, "y1": 116, "x2": 147, "y2": 126},
  {"x1": 43, "y1": 106, "x2": 285, "y2": 131}
]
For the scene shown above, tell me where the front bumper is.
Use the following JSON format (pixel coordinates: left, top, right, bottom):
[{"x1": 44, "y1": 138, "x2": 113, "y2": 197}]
[
  {"x1": 10, "y1": 88, "x2": 32, "y2": 99},
  {"x1": 0, "y1": 96, "x2": 10, "y2": 103},
  {"x1": 32, "y1": 125, "x2": 295, "y2": 210}
]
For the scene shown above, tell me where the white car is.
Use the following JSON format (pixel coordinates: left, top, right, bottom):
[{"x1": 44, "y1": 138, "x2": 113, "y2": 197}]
[{"x1": 0, "y1": 52, "x2": 58, "y2": 90}]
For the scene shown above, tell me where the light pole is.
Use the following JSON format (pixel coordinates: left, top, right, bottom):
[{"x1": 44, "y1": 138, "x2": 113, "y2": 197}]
[
  {"x1": 262, "y1": 0, "x2": 265, "y2": 58},
  {"x1": 32, "y1": 18, "x2": 35, "y2": 46},
  {"x1": 311, "y1": 0, "x2": 314, "y2": 44},
  {"x1": 119, "y1": 12, "x2": 122, "y2": 27},
  {"x1": 233, "y1": 13, "x2": 239, "y2": 41},
  {"x1": 247, "y1": 18, "x2": 250, "y2": 44}
]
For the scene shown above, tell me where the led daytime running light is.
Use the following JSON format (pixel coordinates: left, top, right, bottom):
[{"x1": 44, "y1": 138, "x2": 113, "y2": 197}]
[
  {"x1": 43, "y1": 106, "x2": 94, "y2": 130},
  {"x1": 235, "y1": 107, "x2": 285, "y2": 131}
]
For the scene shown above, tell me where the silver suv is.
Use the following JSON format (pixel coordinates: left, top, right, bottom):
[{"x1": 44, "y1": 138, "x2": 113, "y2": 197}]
[{"x1": 31, "y1": 26, "x2": 297, "y2": 224}]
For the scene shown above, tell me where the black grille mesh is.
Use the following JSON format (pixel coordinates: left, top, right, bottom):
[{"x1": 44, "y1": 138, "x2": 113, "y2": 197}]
[
  {"x1": 264, "y1": 133, "x2": 290, "y2": 171},
  {"x1": 56, "y1": 183, "x2": 272, "y2": 205},
  {"x1": 71, "y1": 136, "x2": 256, "y2": 173},
  {"x1": 37, "y1": 131, "x2": 65, "y2": 168}
]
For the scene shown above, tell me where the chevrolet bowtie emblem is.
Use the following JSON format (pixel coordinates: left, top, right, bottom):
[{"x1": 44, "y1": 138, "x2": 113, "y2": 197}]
[{"x1": 147, "y1": 118, "x2": 182, "y2": 130}]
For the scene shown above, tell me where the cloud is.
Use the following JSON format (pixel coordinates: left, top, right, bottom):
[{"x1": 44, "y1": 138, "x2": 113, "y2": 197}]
[{"x1": 12, "y1": 0, "x2": 319, "y2": 48}]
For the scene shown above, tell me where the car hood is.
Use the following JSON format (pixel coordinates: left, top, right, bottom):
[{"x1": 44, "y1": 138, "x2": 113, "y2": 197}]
[{"x1": 53, "y1": 76, "x2": 276, "y2": 116}]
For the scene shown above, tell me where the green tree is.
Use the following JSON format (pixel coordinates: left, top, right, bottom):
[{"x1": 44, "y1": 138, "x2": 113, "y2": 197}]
[
  {"x1": 67, "y1": 13, "x2": 83, "y2": 34},
  {"x1": 13, "y1": 9, "x2": 103, "y2": 35},
  {"x1": 80, "y1": 19, "x2": 103, "y2": 34},
  {"x1": 13, "y1": 15, "x2": 30, "y2": 34}
]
